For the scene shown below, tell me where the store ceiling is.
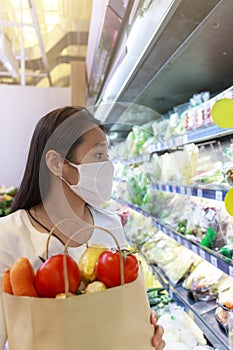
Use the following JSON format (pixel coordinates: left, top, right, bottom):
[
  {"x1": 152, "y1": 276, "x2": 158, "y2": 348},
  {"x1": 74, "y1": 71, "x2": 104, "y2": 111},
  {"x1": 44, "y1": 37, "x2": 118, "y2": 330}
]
[{"x1": 0, "y1": 0, "x2": 93, "y2": 87}]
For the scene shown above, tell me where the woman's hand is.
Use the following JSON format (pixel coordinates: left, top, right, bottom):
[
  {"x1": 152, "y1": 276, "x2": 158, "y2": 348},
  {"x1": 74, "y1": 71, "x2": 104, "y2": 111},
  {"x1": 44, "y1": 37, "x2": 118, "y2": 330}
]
[{"x1": 151, "y1": 311, "x2": 165, "y2": 349}]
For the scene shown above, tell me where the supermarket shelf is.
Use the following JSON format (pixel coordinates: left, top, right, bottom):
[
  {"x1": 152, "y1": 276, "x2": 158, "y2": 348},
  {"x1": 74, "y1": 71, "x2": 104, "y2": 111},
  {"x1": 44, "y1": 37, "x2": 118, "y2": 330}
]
[
  {"x1": 139, "y1": 251, "x2": 229, "y2": 350},
  {"x1": 114, "y1": 199, "x2": 233, "y2": 277},
  {"x1": 113, "y1": 153, "x2": 151, "y2": 165},
  {"x1": 152, "y1": 219, "x2": 233, "y2": 277},
  {"x1": 113, "y1": 176, "x2": 228, "y2": 201},
  {"x1": 114, "y1": 124, "x2": 233, "y2": 160},
  {"x1": 172, "y1": 284, "x2": 229, "y2": 350},
  {"x1": 149, "y1": 124, "x2": 233, "y2": 153},
  {"x1": 150, "y1": 183, "x2": 228, "y2": 202}
]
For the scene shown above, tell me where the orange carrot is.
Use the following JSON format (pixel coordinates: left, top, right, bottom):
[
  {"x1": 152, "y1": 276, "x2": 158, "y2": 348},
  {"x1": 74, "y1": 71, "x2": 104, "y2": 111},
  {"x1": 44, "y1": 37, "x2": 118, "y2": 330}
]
[
  {"x1": 10, "y1": 257, "x2": 38, "y2": 297},
  {"x1": 1, "y1": 268, "x2": 13, "y2": 294}
]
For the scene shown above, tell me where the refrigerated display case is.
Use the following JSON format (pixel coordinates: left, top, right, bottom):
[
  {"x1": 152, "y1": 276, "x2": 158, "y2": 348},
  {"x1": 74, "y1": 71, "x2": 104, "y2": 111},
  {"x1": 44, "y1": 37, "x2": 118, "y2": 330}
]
[
  {"x1": 108, "y1": 86, "x2": 233, "y2": 349},
  {"x1": 89, "y1": 1, "x2": 233, "y2": 347}
]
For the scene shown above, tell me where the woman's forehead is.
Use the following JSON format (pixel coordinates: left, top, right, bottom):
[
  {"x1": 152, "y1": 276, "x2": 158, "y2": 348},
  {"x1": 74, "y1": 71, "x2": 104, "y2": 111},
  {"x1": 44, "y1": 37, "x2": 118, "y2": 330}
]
[{"x1": 81, "y1": 127, "x2": 107, "y2": 148}]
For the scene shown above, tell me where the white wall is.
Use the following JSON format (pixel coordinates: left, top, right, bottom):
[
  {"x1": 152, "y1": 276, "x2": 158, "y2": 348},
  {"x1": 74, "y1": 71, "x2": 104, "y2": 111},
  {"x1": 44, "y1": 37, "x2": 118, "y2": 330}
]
[{"x1": 0, "y1": 85, "x2": 71, "y2": 187}]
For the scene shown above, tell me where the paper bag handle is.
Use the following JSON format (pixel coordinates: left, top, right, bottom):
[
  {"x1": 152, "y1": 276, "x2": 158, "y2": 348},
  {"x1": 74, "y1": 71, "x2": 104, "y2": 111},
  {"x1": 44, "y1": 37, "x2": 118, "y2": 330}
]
[{"x1": 45, "y1": 220, "x2": 125, "y2": 297}]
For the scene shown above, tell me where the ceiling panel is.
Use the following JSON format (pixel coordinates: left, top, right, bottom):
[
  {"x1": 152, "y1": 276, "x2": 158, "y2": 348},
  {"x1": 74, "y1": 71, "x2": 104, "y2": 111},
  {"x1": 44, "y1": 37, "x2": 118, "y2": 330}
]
[{"x1": 0, "y1": 0, "x2": 93, "y2": 86}]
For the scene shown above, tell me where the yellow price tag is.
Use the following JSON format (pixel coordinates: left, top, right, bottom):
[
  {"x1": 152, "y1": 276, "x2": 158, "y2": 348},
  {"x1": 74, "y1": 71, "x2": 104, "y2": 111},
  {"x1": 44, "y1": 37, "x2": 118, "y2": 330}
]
[
  {"x1": 211, "y1": 98, "x2": 233, "y2": 128},
  {"x1": 224, "y1": 188, "x2": 233, "y2": 216}
]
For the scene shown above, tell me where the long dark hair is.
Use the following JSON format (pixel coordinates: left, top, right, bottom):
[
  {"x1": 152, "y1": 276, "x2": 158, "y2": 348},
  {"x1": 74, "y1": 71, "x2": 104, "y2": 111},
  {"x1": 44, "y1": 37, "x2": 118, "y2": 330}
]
[{"x1": 11, "y1": 106, "x2": 104, "y2": 212}]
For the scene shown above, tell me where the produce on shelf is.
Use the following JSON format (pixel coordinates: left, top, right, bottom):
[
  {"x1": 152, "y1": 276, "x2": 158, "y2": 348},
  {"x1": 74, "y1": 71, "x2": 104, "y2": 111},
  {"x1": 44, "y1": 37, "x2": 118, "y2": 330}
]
[
  {"x1": 137, "y1": 253, "x2": 162, "y2": 289},
  {"x1": 222, "y1": 143, "x2": 233, "y2": 187},
  {"x1": 215, "y1": 286, "x2": 233, "y2": 330},
  {"x1": 147, "y1": 287, "x2": 173, "y2": 309},
  {"x1": 220, "y1": 243, "x2": 233, "y2": 259},
  {"x1": 174, "y1": 196, "x2": 229, "y2": 250},
  {"x1": 124, "y1": 209, "x2": 156, "y2": 247},
  {"x1": 127, "y1": 167, "x2": 150, "y2": 207},
  {"x1": 162, "y1": 246, "x2": 202, "y2": 285},
  {"x1": 152, "y1": 112, "x2": 185, "y2": 142},
  {"x1": 139, "y1": 154, "x2": 162, "y2": 182},
  {"x1": 218, "y1": 286, "x2": 233, "y2": 310},
  {"x1": 157, "y1": 304, "x2": 211, "y2": 350},
  {"x1": 139, "y1": 231, "x2": 202, "y2": 285},
  {"x1": 182, "y1": 260, "x2": 228, "y2": 301},
  {"x1": 181, "y1": 144, "x2": 199, "y2": 185},
  {"x1": 123, "y1": 122, "x2": 154, "y2": 157},
  {"x1": 215, "y1": 306, "x2": 228, "y2": 328},
  {"x1": 140, "y1": 231, "x2": 179, "y2": 265},
  {"x1": 0, "y1": 185, "x2": 17, "y2": 217}
]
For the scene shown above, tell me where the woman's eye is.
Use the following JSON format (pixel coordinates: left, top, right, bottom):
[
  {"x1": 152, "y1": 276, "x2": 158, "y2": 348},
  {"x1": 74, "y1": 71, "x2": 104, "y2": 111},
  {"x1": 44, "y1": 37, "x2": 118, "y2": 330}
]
[{"x1": 96, "y1": 152, "x2": 108, "y2": 160}]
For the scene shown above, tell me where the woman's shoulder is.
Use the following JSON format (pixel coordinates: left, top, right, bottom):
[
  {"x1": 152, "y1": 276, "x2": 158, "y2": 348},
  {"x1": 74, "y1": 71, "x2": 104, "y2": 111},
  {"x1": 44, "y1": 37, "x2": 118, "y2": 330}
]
[{"x1": 0, "y1": 209, "x2": 27, "y2": 231}]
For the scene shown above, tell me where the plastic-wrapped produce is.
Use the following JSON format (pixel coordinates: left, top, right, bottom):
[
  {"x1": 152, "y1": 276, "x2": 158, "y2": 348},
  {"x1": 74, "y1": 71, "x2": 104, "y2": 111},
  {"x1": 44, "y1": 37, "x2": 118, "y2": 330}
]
[
  {"x1": 139, "y1": 154, "x2": 162, "y2": 182},
  {"x1": 157, "y1": 304, "x2": 208, "y2": 349},
  {"x1": 162, "y1": 248, "x2": 202, "y2": 285},
  {"x1": 182, "y1": 260, "x2": 226, "y2": 300},
  {"x1": 182, "y1": 143, "x2": 199, "y2": 184}
]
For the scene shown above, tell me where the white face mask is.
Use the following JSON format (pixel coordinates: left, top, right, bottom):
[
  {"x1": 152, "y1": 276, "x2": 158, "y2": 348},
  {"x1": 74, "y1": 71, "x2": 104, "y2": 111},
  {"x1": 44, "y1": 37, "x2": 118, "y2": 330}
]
[{"x1": 61, "y1": 160, "x2": 114, "y2": 207}]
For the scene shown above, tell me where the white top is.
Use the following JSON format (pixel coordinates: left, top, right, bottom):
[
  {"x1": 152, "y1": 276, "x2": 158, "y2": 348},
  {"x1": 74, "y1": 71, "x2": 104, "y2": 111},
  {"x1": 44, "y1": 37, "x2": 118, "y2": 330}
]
[{"x1": 0, "y1": 208, "x2": 127, "y2": 350}]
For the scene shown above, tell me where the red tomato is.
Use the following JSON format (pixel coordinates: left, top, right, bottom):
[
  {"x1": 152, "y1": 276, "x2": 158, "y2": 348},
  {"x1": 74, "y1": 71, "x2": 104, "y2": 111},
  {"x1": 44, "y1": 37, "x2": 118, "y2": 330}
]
[
  {"x1": 35, "y1": 254, "x2": 81, "y2": 298},
  {"x1": 96, "y1": 250, "x2": 139, "y2": 288}
]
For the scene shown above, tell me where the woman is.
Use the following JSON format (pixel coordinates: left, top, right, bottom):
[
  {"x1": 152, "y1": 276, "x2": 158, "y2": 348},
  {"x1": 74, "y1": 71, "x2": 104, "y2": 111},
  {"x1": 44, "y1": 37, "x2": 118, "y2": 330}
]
[{"x1": 0, "y1": 106, "x2": 165, "y2": 349}]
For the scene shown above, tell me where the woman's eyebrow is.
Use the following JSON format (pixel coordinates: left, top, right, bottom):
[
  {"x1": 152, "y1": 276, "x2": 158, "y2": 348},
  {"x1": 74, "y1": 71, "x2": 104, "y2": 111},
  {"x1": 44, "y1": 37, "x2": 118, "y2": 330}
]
[{"x1": 93, "y1": 142, "x2": 108, "y2": 148}]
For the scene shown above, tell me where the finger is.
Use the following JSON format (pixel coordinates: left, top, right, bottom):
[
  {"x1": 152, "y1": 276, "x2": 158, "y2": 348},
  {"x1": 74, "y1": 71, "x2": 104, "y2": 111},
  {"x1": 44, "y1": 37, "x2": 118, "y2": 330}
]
[
  {"x1": 151, "y1": 325, "x2": 164, "y2": 347},
  {"x1": 150, "y1": 310, "x2": 158, "y2": 324},
  {"x1": 156, "y1": 339, "x2": 166, "y2": 350}
]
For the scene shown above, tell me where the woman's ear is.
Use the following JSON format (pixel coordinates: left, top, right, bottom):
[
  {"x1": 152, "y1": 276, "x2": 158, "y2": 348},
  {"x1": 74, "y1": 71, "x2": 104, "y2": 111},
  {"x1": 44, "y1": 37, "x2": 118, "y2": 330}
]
[{"x1": 46, "y1": 150, "x2": 64, "y2": 176}]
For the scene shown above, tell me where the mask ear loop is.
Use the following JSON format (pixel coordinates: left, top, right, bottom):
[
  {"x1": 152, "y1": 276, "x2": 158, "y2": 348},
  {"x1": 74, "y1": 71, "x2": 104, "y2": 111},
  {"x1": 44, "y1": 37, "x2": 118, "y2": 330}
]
[{"x1": 60, "y1": 159, "x2": 81, "y2": 186}]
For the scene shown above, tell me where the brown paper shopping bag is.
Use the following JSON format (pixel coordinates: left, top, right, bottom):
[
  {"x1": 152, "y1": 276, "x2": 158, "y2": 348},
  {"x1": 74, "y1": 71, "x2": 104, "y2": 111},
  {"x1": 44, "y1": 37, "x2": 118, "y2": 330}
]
[{"x1": 2, "y1": 224, "x2": 155, "y2": 350}]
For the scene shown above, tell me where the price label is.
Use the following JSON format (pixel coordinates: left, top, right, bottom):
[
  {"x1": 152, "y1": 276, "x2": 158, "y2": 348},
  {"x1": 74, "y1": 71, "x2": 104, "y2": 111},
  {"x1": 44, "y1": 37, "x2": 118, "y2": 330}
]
[
  {"x1": 210, "y1": 255, "x2": 218, "y2": 267},
  {"x1": 215, "y1": 190, "x2": 223, "y2": 201},
  {"x1": 199, "y1": 249, "x2": 206, "y2": 259},
  {"x1": 205, "y1": 208, "x2": 216, "y2": 221},
  {"x1": 192, "y1": 245, "x2": 198, "y2": 255},
  {"x1": 197, "y1": 188, "x2": 203, "y2": 197},
  {"x1": 170, "y1": 232, "x2": 175, "y2": 240},
  {"x1": 166, "y1": 185, "x2": 170, "y2": 192},
  {"x1": 158, "y1": 184, "x2": 162, "y2": 191},
  {"x1": 229, "y1": 265, "x2": 233, "y2": 278},
  {"x1": 183, "y1": 134, "x2": 188, "y2": 144},
  {"x1": 168, "y1": 139, "x2": 173, "y2": 148},
  {"x1": 180, "y1": 186, "x2": 185, "y2": 195},
  {"x1": 183, "y1": 240, "x2": 189, "y2": 249},
  {"x1": 138, "y1": 156, "x2": 143, "y2": 163},
  {"x1": 172, "y1": 185, "x2": 176, "y2": 193},
  {"x1": 174, "y1": 137, "x2": 179, "y2": 146},
  {"x1": 169, "y1": 289, "x2": 173, "y2": 299},
  {"x1": 186, "y1": 187, "x2": 192, "y2": 196}
]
